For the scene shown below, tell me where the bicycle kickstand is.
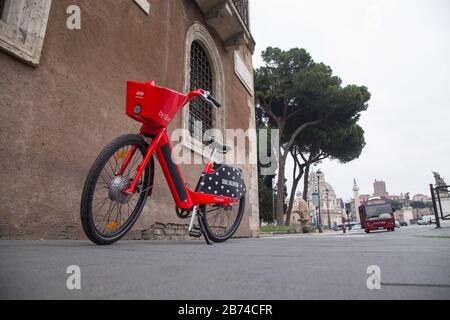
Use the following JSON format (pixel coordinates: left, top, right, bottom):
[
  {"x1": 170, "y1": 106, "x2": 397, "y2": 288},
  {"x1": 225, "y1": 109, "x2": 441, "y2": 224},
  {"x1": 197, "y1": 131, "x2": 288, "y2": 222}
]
[{"x1": 197, "y1": 212, "x2": 213, "y2": 246}]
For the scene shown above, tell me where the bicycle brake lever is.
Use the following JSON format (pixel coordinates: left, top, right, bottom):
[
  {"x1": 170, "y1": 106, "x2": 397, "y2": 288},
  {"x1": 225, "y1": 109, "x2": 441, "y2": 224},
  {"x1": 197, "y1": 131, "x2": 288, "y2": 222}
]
[{"x1": 201, "y1": 91, "x2": 221, "y2": 108}]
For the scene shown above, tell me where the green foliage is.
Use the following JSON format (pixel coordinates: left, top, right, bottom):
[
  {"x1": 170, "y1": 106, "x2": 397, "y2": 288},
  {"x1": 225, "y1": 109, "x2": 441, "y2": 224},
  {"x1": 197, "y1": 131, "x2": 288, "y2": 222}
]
[
  {"x1": 296, "y1": 123, "x2": 366, "y2": 164},
  {"x1": 410, "y1": 201, "x2": 426, "y2": 209},
  {"x1": 255, "y1": 103, "x2": 268, "y2": 129},
  {"x1": 260, "y1": 225, "x2": 297, "y2": 234},
  {"x1": 273, "y1": 181, "x2": 289, "y2": 213},
  {"x1": 392, "y1": 200, "x2": 403, "y2": 211},
  {"x1": 255, "y1": 47, "x2": 370, "y2": 148},
  {"x1": 257, "y1": 177, "x2": 286, "y2": 223},
  {"x1": 258, "y1": 176, "x2": 275, "y2": 223}
]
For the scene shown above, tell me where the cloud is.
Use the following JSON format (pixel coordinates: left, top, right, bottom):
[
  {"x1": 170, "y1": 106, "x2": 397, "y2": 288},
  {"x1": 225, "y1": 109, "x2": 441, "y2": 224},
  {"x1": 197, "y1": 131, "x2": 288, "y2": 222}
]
[{"x1": 366, "y1": 5, "x2": 382, "y2": 30}]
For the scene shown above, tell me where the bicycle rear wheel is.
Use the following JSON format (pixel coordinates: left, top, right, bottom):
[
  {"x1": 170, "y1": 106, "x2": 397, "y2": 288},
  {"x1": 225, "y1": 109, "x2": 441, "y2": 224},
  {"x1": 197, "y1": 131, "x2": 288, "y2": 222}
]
[
  {"x1": 80, "y1": 134, "x2": 154, "y2": 245},
  {"x1": 200, "y1": 197, "x2": 245, "y2": 242}
]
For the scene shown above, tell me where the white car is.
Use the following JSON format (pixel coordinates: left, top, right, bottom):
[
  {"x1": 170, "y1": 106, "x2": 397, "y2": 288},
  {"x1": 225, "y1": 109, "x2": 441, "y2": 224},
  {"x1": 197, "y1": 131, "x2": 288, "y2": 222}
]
[
  {"x1": 417, "y1": 215, "x2": 436, "y2": 225},
  {"x1": 351, "y1": 224, "x2": 362, "y2": 230}
]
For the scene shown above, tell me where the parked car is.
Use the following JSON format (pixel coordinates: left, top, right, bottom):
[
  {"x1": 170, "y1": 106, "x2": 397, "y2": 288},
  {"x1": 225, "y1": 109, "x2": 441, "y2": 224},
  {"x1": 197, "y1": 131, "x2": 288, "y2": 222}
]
[
  {"x1": 417, "y1": 215, "x2": 436, "y2": 225},
  {"x1": 395, "y1": 220, "x2": 401, "y2": 228},
  {"x1": 399, "y1": 220, "x2": 408, "y2": 227},
  {"x1": 417, "y1": 218, "x2": 427, "y2": 225},
  {"x1": 352, "y1": 223, "x2": 362, "y2": 230}
]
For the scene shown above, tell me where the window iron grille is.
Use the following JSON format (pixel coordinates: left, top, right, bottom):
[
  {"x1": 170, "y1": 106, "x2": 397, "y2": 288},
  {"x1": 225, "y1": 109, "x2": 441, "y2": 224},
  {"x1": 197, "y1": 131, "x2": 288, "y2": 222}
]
[{"x1": 189, "y1": 40, "x2": 214, "y2": 142}]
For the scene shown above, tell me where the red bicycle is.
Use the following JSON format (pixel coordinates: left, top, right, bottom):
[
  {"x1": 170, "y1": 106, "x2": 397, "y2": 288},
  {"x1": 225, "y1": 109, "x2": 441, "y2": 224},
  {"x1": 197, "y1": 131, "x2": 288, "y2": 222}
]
[{"x1": 80, "y1": 81, "x2": 246, "y2": 245}]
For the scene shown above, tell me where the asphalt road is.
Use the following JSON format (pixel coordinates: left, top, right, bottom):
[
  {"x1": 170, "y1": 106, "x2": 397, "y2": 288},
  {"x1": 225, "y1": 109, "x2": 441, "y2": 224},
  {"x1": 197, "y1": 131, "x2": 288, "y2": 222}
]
[{"x1": 1, "y1": 224, "x2": 450, "y2": 300}]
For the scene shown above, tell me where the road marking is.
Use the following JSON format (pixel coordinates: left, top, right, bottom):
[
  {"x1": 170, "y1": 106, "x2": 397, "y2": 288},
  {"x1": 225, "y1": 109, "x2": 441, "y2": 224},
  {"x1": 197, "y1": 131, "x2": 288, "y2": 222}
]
[
  {"x1": 260, "y1": 234, "x2": 368, "y2": 239},
  {"x1": 321, "y1": 234, "x2": 368, "y2": 238},
  {"x1": 381, "y1": 282, "x2": 450, "y2": 288},
  {"x1": 260, "y1": 235, "x2": 309, "y2": 239}
]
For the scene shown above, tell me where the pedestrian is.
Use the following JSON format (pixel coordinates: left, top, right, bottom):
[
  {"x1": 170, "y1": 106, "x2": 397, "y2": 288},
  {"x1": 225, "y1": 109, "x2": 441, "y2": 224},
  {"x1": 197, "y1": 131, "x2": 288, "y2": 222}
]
[{"x1": 342, "y1": 214, "x2": 346, "y2": 234}]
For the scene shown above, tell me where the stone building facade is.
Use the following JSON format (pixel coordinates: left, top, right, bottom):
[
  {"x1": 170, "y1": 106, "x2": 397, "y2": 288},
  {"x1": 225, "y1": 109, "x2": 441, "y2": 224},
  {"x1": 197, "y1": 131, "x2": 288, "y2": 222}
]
[
  {"x1": 306, "y1": 171, "x2": 344, "y2": 228},
  {"x1": 0, "y1": 0, "x2": 259, "y2": 239}
]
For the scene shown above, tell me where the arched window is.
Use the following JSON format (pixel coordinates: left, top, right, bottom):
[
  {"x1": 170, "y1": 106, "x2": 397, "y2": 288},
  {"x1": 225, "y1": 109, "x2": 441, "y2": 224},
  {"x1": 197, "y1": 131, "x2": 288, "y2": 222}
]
[
  {"x1": 183, "y1": 23, "x2": 225, "y2": 152},
  {"x1": 189, "y1": 40, "x2": 213, "y2": 140}
]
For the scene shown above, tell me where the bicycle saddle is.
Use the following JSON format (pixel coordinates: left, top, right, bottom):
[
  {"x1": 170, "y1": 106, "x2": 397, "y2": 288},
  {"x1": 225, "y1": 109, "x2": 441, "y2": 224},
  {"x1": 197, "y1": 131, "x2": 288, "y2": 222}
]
[{"x1": 205, "y1": 136, "x2": 232, "y2": 154}]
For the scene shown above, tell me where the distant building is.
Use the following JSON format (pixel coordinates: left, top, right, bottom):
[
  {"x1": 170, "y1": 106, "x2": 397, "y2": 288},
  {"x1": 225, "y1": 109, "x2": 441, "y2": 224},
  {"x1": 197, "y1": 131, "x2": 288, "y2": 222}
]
[
  {"x1": 307, "y1": 171, "x2": 344, "y2": 227},
  {"x1": 359, "y1": 194, "x2": 371, "y2": 204},
  {"x1": 373, "y1": 180, "x2": 389, "y2": 198},
  {"x1": 412, "y1": 194, "x2": 432, "y2": 202}
]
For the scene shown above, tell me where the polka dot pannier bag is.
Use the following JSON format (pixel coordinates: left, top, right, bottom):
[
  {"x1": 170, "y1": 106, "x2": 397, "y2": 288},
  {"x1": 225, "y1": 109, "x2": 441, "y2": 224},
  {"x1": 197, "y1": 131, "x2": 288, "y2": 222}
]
[{"x1": 195, "y1": 164, "x2": 246, "y2": 199}]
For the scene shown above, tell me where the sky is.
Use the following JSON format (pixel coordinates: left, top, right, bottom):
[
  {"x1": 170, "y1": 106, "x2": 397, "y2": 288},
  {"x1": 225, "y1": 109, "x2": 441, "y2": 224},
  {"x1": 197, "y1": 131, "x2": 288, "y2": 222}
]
[{"x1": 250, "y1": 0, "x2": 450, "y2": 201}]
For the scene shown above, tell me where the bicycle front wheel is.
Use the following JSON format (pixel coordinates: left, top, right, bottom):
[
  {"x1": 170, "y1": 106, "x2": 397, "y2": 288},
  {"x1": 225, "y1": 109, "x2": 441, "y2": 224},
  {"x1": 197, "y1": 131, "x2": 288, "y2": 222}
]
[
  {"x1": 200, "y1": 197, "x2": 245, "y2": 242},
  {"x1": 80, "y1": 134, "x2": 154, "y2": 245}
]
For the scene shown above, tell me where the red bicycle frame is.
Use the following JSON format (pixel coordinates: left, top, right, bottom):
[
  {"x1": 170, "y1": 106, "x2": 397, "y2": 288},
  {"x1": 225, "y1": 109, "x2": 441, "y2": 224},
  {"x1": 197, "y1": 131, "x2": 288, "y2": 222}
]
[{"x1": 118, "y1": 85, "x2": 238, "y2": 211}]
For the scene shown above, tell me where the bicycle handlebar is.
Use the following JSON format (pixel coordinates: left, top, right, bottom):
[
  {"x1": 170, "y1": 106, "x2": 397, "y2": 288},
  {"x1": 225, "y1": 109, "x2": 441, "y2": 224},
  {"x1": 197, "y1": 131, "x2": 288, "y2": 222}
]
[
  {"x1": 187, "y1": 89, "x2": 222, "y2": 108},
  {"x1": 207, "y1": 93, "x2": 222, "y2": 108}
]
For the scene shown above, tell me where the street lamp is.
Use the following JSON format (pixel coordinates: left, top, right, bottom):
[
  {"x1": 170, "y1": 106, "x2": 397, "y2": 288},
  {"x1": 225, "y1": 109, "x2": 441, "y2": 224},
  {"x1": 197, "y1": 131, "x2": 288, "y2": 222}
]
[
  {"x1": 316, "y1": 169, "x2": 323, "y2": 233},
  {"x1": 271, "y1": 176, "x2": 275, "y2": 227},
  {"x1": 272, "y1": 192, "x2": 275, "y2": 226},
  {"x1": 326, "y1": 188, "x2": 331, "y2": 229}
]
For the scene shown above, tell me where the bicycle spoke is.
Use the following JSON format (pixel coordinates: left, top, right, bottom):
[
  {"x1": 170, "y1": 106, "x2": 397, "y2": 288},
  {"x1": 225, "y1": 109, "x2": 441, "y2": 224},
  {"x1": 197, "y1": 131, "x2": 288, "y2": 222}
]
[
  {"x1": 106, "y1": 158, "x2": 117, "y2": 178},
  {"x1": 101, "y1": 201, "x2": 117, "y2": 234},
  {"x1": 225, "y1": 213, "x2": 231, "y2": 233},
  {"x1": 112, "y1": 203, "x2": 123, "y2": 232},
  {"x1": 204, "y1": 200, "x2": 241, "y2": 237},
  {"x1": 136, "y1": 185, "x2": 153, "y2": 195},
  {"x1": 97, "y1": 200, "x2": 114, "y2": 234},
  {"x1": 93, "y1": 206, "x2": 108, "y2": 226},
  {"x1": 126, "y1": 151, "x2": 141, "y2": 178},
  {"x1": 209, "y1": 210, "x2": 219, "y2": 227},
  {"x1": 112, "y1": 146, "x2": 122, "y2": 174},
  {"x1": 118, "y1": 206, "x2": 126, "y2": 226},
  {"x1": 92, "y1": 196, "x2": 108, "y2": 202},
  {"x1": 126, "y1": 201, "x2": 133, "y2": 220},
  {"x1": 93, "y1": 197, "x2": 110, "y2": 217},
  {"x1": 219, "y1": 211, "x2": 225, "y2": 233},
  {"x1": 97, "y1": 174, "x2": 111, "y2": 188},
  {"x1": 92, "y1": 197, "x2": 109, "y2": 211}
]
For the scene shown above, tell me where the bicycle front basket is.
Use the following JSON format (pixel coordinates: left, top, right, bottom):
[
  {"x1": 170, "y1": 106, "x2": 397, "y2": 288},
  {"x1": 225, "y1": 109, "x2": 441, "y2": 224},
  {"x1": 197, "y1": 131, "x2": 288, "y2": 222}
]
[{"x1": 126, "y1": 80, "x2": 189, "y2": 128}]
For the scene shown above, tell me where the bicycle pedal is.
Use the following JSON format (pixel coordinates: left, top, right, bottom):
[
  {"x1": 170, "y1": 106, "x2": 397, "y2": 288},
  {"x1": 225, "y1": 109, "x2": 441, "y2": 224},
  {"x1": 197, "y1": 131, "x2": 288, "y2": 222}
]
[{"x1": 189, "y1": 230, "x2": 202, "y2": 238}]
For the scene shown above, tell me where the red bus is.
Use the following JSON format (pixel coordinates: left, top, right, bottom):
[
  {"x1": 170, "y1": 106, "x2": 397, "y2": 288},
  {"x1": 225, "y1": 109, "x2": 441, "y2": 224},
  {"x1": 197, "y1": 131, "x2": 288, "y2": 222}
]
[{"x1": 359, "y1": 198, "x2": 396, "y2": 233}]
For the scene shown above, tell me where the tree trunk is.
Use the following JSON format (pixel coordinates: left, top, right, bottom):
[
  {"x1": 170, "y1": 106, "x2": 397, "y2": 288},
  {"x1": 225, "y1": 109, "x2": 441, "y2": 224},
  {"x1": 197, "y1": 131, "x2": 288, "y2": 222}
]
[
  {"x1": 302, "y1": 163, "x2": 311, "y2": 202},
  {"x1": 284, "y1": 151, "x2": 299, "y2": 226},
  {"x1": 275, "y1": 153, "x2": 287, "y2": 225},
  {"x1": 284, "y1": 169, "x2": 304, "y2": 226}
]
